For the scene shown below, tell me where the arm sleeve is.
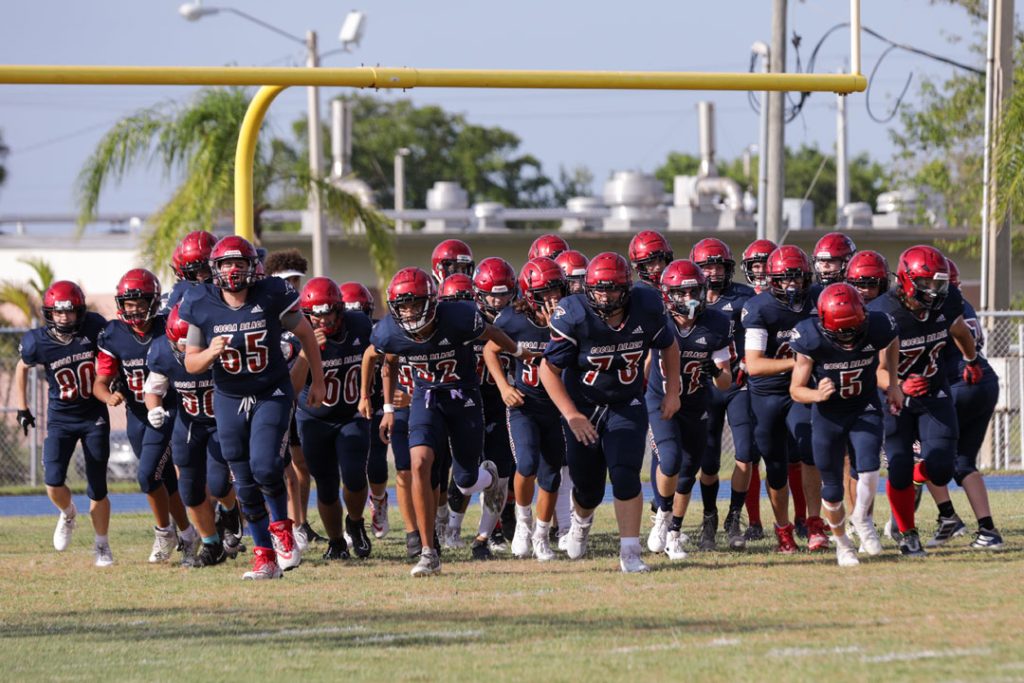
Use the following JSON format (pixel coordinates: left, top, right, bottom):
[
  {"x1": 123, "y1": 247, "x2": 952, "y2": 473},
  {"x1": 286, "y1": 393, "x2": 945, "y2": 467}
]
[
  {"x1": 712, "y1": 346, "x2": 732, "y2": 364},
  {"x1": 143, "y1": 372, "x2": 170, "y2": 397},
  {"x1": 187, "y1": 324, "x2": 206, "y2": 347},
  {"x1": 745, "y1": 328, "x2": 769, "y2": 352}
]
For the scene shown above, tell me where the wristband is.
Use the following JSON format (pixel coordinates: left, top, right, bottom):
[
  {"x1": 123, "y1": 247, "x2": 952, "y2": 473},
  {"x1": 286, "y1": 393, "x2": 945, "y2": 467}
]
[
  {"x1": 963, "y1": 354, "x2": 978, "y2": 364},
  {"x1": 383, "y1": 403, "x2": 396, "y2": 414}
]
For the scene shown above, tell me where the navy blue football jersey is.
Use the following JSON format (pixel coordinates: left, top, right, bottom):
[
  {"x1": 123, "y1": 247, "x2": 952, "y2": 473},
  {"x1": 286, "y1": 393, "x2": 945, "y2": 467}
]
[
  {"x1": 741, "y1": 291, "x2": 817, "y2": 394},
  {"x1": 942, "y1": 296, "x2": 995, "y2": 385},
  {"x1": 97, "y1": 316, "x2": 167, "y2": 416},
  {"x1": 647, "y1": 307, "x2": 732, "y2": 402},
  {"x1": 473, "y1": 335, "x2": 510, "y2": 407},
  {"x1": 159, "y1": 279, "x2": 196, "y2": 315},
  {"x1": 19, "y1": 312, "x2": 107, "y2": 421},
  {"x1": 868, "y1": 287, "x2": 965, "y2": 391},
  {"x1": 147, "y1": 336, "x2": 214, "y2": 424},
  {"x1": 790, "y1": 311, "x2": 898, "y2": 411},
  {"x1": 178, "y1": 277, "x2": 299, "y2": 397},
  {"x1": 369, "y1": 301, "x2": 485, "y2": 391},
  {"x1": 545, "y1": 286, "x2": 674, "y2": 405},
  {"x1": 494, "y1": 306, "x2": 554, "y2": 404},
  {"x1": 706, "y1": 282, "x2": 755, "y2": 378},
  {"x1": 297, "y1": 311, "x2": 372, "y2": 422}
]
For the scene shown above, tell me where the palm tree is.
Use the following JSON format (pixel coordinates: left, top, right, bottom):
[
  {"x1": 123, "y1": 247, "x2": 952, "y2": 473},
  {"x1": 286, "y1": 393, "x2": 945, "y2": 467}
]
[
  {"x1": 76, "y1": 87, "x2": 396, "y2": 289},
  {"x1": 0, "y1": 257, "x2": 56, "y2": 325}
]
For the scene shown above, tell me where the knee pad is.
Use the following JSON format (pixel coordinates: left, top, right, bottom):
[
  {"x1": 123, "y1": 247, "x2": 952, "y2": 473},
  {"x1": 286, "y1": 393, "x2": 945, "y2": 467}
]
[
  {"x1": 572, "y1": 484, "x2": 603, "y2": 511},
  {"x1": 86, "y1": 480, "x2": 108, "y2": 502},
  {"x1": 953, "y1": 464, "x2": 977, "y2": 487},
  {"x1": 820, "y1": 482, "x2": 844, "y2": 504},
  {"x1": 177, "y1": 471, "x2": 206, "y2": 508},
  {"x1": 609, "y1": 466, "x2": 641, "y2": 502},
  {"x1": 821, "y1": 498, "x2": 846, "y2": 527},
  {"x1": 676, "y1": 475, "x2": 697, "y2": 496},
  {"x1": 258, "y1": 480, "x2": 287, "y2": 501},
  {"x1": 316, "y1": 487, "x2": 340, "y2": 506},
  {"x1": 537, "y1": 466, "x2": 561, "y2": 494},
  {"x1": 241, "y1": 500, "x2": 268, "y2": 524},
  {"x1": 765, "y1": 459, "x2": 789, "y2": 490}
]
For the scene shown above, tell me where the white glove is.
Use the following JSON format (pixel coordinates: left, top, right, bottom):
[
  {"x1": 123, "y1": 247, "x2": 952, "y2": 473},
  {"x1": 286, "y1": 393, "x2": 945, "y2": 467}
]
[{"x1": 148, "y1": 407, "x2": 169, "y2": 429}]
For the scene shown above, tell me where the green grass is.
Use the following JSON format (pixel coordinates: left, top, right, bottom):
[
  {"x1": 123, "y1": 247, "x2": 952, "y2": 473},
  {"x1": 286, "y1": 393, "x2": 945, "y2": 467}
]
[{"x1": 1, "y1": 491, "x2": 1022, "y2": 682}]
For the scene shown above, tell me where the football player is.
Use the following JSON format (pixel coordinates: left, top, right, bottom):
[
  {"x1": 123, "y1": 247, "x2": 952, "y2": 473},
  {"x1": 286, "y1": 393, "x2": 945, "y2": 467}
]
[
  {"x1": 144, "y1": 304, "x2": 242, "y2": 567},
  {"x1": 743, "y1": 246, "x2": 826, "y2": 553},
  {"x1": 528, "y1": 234, "x2": 570, "y2": 261},
  {"x1": 180, "y1": 236, "x2": 327, "y2": 580},
  {"x1": 628, "y1": 230, "x2": 673, "y2": 288},
  {"x1": 341, "y1": 282, "x2": 393, "y2": 541},
  {"x1": 15, "y1": 282, "x2": 113, "y2": 566},
  {"x1": 868, "y1": 245, "x2": 980, "y2": 556},
  {"x1": 486, "y1": 257, "x2": 568, "y2": 561},
  {"x1": 368, "y1": 267, "x2": 522, "y2": 577},
  {"x1": 646, "y1": 260, "x2": 732, "y2": 560},
  {"x1": 94, "y1": 269, "x2": 198, "y2": 565},
  {"x1": 790, "y1": 283, "x2": 901, "y2": 566},
  {"x1": 689, "y1": 238, "x2": 757, "y2": 551},
  {"x1": 430, "y1": 239, "x2": 475, "y2": 283},
  {"x1": 541, "y1": 253, "x2": 681, "y2": 573},
  {"x1": 162, "y1": 231, "x2": 217, "y2": 313},
  {"x1": 922, "y1": 259, "x2": 1004, "y2": 549},
  {"x1": 290, "y1": 278, "x2": 375, "y2": 560}
]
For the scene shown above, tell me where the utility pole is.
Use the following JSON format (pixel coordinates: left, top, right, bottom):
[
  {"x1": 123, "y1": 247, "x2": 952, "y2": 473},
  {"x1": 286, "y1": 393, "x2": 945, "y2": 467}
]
[
  {"x1": 765, "y1": 0, "x2": 787, "y2": 243},
  {"x1": 987, "y1": 0, "x2": 1014, "y2": 311},
  {"x1": 836, "y1": 74, "x2": 849, "y2": 226},
  {"x1": 306, "y1": 30, "x2": 327, "y2": 277}
]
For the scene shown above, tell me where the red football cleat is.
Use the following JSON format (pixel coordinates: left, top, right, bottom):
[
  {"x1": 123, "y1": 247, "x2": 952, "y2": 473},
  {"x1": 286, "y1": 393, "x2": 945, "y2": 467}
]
[
  {"x1": 242, "y1": 546, "x2": 283, "y2": 580},
  {"x1": 775, "y1": 523, "x2": 799, "y2": 554},
  {"x1": 269, "y1": 519, "x2": 302, "y2": 571},
  {"x1": 806, "y1": 516, "x2": 829, "y2": 551}
]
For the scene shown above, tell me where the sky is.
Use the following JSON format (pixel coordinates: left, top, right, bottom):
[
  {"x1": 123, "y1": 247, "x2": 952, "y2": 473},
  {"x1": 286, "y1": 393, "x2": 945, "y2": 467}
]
[{"x1": 0, "y1": 0, "x2": 985, "y2": 219}]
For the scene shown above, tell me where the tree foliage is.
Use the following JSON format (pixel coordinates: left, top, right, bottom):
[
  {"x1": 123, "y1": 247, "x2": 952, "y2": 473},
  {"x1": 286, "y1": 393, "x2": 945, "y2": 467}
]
[
  {"x1": 0, "y1": 257, "x2": 56, "y2": 324},
  {"x1": 655, "y1": 146, "x2": 888, "y2": 227}
]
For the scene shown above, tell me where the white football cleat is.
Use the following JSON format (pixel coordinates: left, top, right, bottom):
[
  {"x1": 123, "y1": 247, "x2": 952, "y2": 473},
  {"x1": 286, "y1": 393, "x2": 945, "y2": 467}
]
[
  {"x1": 835, "y1": 535, "x2": 860, "y2": 567},
  {"x1": 242, "y1": 547, "x2": 283, "y2": 580},
  {"x1": 647, "y1": 509, "x2": 671, "y2": 553},
  {"x1": 443, "y1": 525, "x2": 465, "y2": 549},
  {"x1": 532, "y1": 532, "x2": 556, "y2": 562},
  {"x1": 177, "y1": 526, "x2": 200, "y2": 567},
  {"x1": 53, "y1": 505, "x2": 77, "y2": 552},
  {"x1": 370, "y1": 494, "x2": 390, "y2": 539},
  {"x1": 511, "y1": 509, "x2": 534, "y2": 559},
  {"x1": 292, "y1": 522, "x2": 310, "y2": 553},
  {"x1": 620, "y1": 545, "x2": 651, "y2": 573},
  {"x1": 94, "y1": 541, "x2": 114, "y2": 568},
  {"x1": 851, "y1": 514, "x2": 883, "y2": 556},
  {"x1": 480, "y1": 461, "x2": 505, "y2": 518},
  {"x1": 665, "y1": 529, "x2": 689, "y2": 561},
  {"x1": 565, "y1": 510, "x2": 592, "y2": 560},
  {"x1": 269, "y1": 520, "x2": 302, "y2": 571},
  {"x1": 148, "y1": 526, "x2": 178, "y2": 563},
  {"x1": 557, "y1": 529, "x2": 570, "y2": 552},
  {"x1": 410, "y1": 547, "x2": 441, "y2": 577}
]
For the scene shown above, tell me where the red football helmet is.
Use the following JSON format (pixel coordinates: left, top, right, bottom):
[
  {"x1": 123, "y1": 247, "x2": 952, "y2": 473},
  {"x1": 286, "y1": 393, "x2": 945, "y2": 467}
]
[
  {"x1": 210, "y1": 235, "x2": 259, "y2": 292},
  {"x1": 628, "y1": 230, "x2": 673, "y2": 286},
  {"x1": 115, "y1": 268, "x2": 162, "y2": 328},
  {"x1": 519, "y1": 257, "x2": 566, "y2": 312},
  {"x1": 340, "y1": 281, "x2": 374, "y2": 317},
  {"x1": 895, "y1": 245, "x2": 950, "y2": 311},
  {"x1": 585, "y1": 252, "x2": 632, "y2": 319},
  {"x1": 765, "y1": 245, "x2": 813, "y2": 310},
  {"x1": 473, "y1": 257, "x2": 517, "y2": 319},
  {"x1": 818, "y1": 282, "x2": 868, "y2": 350},
  {"x1": 946, "y1": 257, "x2": 960, "y2": 288},
  {"x1": 438, "y1": 273, "x2": 475, "y2": 302},
  {"x1": 812, "y1": 232, "x2": 857, "y2": 285},
  {"x1": 845, "y1": 250, "x2": 890, "y2": 297},
  {"x1": 172, "y1": 231, "x2": 217, "y2": 282},
  {"x1": 164, "y1": 303, "x2": 190, "y2": 360},
  {"x1": 741, "y1": 238, "x2": 778, "y2": 290},
  {"x1": 300, "y1": 277, "x2": 344, "y2": 336},
  {"x1": 660, "y1": 259, "x2": 707, "y2": 320},
  {"x1": 555, "y1": 249, "x2": 589, "y2": 295},
  {"x1": 42, "y1": 281, "x2": 87, "y2": 335},
  {"x1": 690, "y1": 238, "x2": 735, "y2": 291},
  {"x1": 528, "y1": 234, "x2": 570, "y2": 261},
  {"x1": 387, "y1": 267, "x2": 437, "y2": 335},
  {"x1": 430, "y1": 239, "x2": 474, "y2": 283}
]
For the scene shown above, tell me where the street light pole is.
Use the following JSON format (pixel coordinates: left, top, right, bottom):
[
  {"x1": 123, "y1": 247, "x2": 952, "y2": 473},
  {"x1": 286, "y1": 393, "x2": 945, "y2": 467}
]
[{"x1": 305, "y1": 30, "x2": 327, "y2": 277}]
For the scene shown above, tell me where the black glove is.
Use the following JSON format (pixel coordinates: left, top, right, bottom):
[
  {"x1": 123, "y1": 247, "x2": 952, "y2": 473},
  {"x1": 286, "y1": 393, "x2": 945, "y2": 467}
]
[
  {"x1": 17, "y1": 409, "x2": 35, "y2": 435},
  {"x1": 701, "y1": 359, "x2": 723, "y2": 380}
]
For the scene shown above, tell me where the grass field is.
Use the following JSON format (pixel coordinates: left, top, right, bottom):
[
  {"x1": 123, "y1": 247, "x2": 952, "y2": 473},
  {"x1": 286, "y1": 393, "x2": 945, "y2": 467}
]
[{"x1": 2, "y1": 490, "x2": 1022, "y2": 682}]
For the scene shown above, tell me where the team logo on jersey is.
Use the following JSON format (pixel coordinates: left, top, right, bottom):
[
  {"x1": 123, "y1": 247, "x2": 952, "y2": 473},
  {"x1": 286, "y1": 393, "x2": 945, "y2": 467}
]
[
  {"x1": 553, "y1": 306, "x2": 566, "y2": 319},
  {"x1": 464, "y1": 397, "x2": 476, "y2": 407},
  {"x1": 251, "y1": 304, "x2": 264, "y2": 314},
  {"x1": 439, "y1": 338, "x2": 451, "y2": 346},
  {"x1": 865, "y1": 404, "x2": 877, "y2": 411},
  {"x1": 700, "y1": 412, "x2": 708, "y2": 420},
  {"x1": 353, "y1": 337, "x2": 361, "y2": 345},
  {"x1": 722, "y1": 303, "x2": 733, "y2": 311},
  {"x1": 936, "y1": 314, "x2": 946, "y2": 322},
  {"x1": 632, "y1": 325, "x2": 644, "y2": 334},
  {"x1": 863, "y1": 344, "x2": 875, "y2": 352},
  {"x1": 629, "y1": 398, "x2": 642, "y2": 406},
  {"x1": 272, "y1": 388, "x2": 285, "y2": 397},
  {"x1": 695, "y1": 337, "x2": 707, "y2": 346},
  {"x1": 741, "y1": 309, "x2": 748, "y2": 321}
]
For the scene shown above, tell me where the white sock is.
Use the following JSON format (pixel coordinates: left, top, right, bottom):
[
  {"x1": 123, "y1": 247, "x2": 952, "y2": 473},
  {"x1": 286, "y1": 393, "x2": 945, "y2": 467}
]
[
  {"x1": 620, "y1": 536, "x2": 641, "y2": 553},
  {"x1": 62, "y1": 504, "x2": 76, "y2": 517},
  {"x1": 515, "y1": 504, "x2": 534, "y2": 523},
  {"x1": 371, "y1": 493, "x2": 387, "y2": 503},
  {"x1": 94, "y1": 534, "x2": 108, "y2": 546},
  {"x1": 156, "y1": 524, "x2": 173, "y2": 533},
  {"x1": 534, "y1": 519, "x2": 551, "y2": 540},
  {"x1": 457, "y1": 467, "x2": 493, "y2": 496},
  {"x1": 573, "y1": 509, "x2": 594, "y2": 526},
  {"x1": 448, "y1": 511, "x2": 465, "y2": 533},
  {"x1": 854, "y1": 470, "x2": 880, "y2": 522},
  {"x1": 180, "y1": 525, "x2": 197, "y2": 541},
  {"x1": 436, "y1": 502, "x2": 449, "y2": 521},
  {"x1": 555, "y1": 467, "x2": 572, "y2": 528}
]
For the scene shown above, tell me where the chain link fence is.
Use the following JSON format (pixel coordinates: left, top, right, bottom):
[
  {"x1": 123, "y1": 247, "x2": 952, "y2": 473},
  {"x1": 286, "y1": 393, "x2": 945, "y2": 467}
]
[
  {"x1": 0, "y1": 328, "x2": 42, "y2": 486},
  {"x1": 977, "y1": 312, "x2": 1024, "y2": 470}
]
